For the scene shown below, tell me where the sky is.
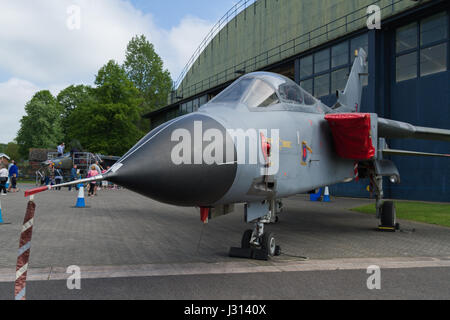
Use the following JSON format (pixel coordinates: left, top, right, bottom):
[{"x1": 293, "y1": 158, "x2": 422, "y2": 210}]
[{"x1": 0, "y1": 0, "x2": 237, "y2": 144}]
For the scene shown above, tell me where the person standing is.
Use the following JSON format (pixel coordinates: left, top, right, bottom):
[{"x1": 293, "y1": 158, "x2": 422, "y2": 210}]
[
  {"x1": 0, "y1": 164, "x2": 8, "y2": 195},
  {"x1": 93, "y1": 161, "x2": 103, "y2": 191},
  {"x1": 54, "y1": 168, "x2": 63, "y2": 190},
  {"x1": 87, "y1": 165, "x2": 99, "y2": 197},
  {"x1": 93, "y1": 161, "x2": 103, "y2": 175},
  {"x1": 68, "y1": 165, "x2": 79, "y2": 191},
  {"x1": 7, "y1": 160, "x2": 19, "y2": 193},
  {"x1": 57, "y1": 142, "x2": 65, "y2": 156},
  {"x1": 44, "y1": 164, "x2": 51, "y2": 186}
]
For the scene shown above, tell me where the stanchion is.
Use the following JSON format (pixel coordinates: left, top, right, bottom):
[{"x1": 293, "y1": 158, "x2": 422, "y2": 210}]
[{"x1": 14, "y1": 195, "x2": 36, "y2": 300}]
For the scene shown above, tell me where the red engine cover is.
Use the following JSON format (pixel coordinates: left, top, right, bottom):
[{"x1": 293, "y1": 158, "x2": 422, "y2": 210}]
[{"x1": 325, "y1": 113, "x2": 375, "y2": 160}]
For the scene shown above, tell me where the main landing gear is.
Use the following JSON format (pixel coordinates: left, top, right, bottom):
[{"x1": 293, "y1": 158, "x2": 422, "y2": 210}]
[
  {"x1": 229, "y1": 200, "x2": 282, "y2": 261},
  {"x1": 369, "y1": 168, "x2": 400, "y2": 232},
  {"x1": 378, "y1": 200, "x2": 400, "y2": 232}
]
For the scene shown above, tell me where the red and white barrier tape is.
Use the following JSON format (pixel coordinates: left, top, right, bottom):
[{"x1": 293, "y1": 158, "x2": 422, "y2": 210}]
[{"x1": 14, "y1": 198, "x2": 36, "y2": 300}]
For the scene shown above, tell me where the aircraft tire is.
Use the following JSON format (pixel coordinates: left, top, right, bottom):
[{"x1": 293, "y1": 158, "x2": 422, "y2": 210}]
[
  {"x1": 261, "y1": 232, "x2": 276, "y2": 257},
  {"x1": 241, "y1": 230, "x2": 254, "y2": 249},
  {"x1": 381, "y1": 201, "x2": 396, "y2": 227}
]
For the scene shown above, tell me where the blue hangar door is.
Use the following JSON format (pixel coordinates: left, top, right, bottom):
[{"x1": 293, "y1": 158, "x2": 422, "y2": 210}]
[{"x1": 388, "y1": 11, "x2": 450, "y2": 202}]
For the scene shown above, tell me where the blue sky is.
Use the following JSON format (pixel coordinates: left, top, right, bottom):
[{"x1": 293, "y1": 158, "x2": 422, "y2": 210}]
[
  {"x1": 0, "y1": 0, "x2": 241, "y2": 143},
  {"x1": 129, "y1": 0, "x2": 237, "y2": 29}
]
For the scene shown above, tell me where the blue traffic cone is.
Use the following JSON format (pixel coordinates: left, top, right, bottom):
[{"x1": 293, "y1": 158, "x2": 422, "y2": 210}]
[
  {"x1": 323, "y1": 186, "x2": 331, "y2": 202},
  {"x1": 75, "y1": 184, "x2": 86, "y2": 208},
  {"x1": 0, "y1": 198, "x2": 4, "y2": 224}
]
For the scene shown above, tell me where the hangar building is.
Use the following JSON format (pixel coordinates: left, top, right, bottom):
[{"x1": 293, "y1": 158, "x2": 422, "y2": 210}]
[{"x1": 144, "y1": 0, "x2": 450, "y2": 202}]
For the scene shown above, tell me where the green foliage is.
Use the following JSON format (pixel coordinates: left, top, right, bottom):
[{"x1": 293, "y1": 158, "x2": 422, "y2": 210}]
[
  {"x1": 15, "y1": 35, "x2": 172, "y2": 158},
  {"x1": 5, "y1": 142, "x2": 20, "y2": 162},
  {"x1": 123, "y1": 35, "x2": 173, "y2": 116},
  {"x1": 66, "y1": 60, "x2": 144, "y2": 156},
  {"x1": 16, "y1": 90, "x2": 64, "y2": 158},
  {"x1": 57, "y1": 85, "x2": 95, "y2": 137}
]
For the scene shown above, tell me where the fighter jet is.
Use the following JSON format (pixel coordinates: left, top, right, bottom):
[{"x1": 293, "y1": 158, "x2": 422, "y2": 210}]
[
  {"x1": 26, "y1": 49, "x2": 450, "y2": 260},
  {"x1": 41, "y1": 154, "x2": 74, "y2": 170}
]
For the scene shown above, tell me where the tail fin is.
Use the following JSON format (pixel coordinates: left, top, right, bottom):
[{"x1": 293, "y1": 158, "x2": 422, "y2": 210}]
[{"x1": 333, "y1": 48, "x2": 367, "y2": 113}]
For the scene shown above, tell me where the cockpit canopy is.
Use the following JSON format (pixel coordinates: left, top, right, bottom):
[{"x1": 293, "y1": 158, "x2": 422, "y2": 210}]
[{"x1": 209, "y1": 72, "x2": 318, "y2": 108}]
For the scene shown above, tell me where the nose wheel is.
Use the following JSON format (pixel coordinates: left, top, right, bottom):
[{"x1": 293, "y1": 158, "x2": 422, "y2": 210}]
[
  {"x1": 262, "y1": 232, "x2": 279, "y2": 257},
  {"x1": 230, "y1": 221, "x2": 281, "y2": 260}
]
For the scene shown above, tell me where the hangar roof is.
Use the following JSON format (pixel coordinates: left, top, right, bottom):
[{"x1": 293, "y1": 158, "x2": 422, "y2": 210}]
[{"x1": 173, "y1": 0, "x2": 429, "y2": 103}]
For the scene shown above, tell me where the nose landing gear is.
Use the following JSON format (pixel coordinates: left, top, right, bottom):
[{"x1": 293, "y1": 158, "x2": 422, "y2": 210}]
[{"x1": 230, "y1": 201, "x2": 281, "y2": 261}]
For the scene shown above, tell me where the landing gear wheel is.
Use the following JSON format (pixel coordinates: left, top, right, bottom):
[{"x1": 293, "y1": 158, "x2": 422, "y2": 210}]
[
  {"x1": 261, "y1": 232, "x2": 276, "y2": 257},
  {"x1": 381, "y1": 201, "x2": 396, "y2": 227},
  {"x1": 241, "y1": 230, "x2": 253, "y2": 249}
]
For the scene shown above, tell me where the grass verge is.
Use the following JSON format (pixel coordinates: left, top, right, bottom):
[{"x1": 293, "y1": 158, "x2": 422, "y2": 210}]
[{"x1": 351, "y1": 201, "x2": 450, "y2": 228}]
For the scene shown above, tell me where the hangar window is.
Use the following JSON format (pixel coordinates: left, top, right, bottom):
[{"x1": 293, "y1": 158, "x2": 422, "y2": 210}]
[
  {"x1": 180, "y1": 103, "x2": 187, "y2": 114},
  {"x1": 314, "y1": 74, "x2": 330, "y2": 98},
  {"x1": 298, "y1": 34, "x2": 367, "y2": 98},
  {"x1": 351, "y1": 35, "x2": 368, "y2": 63},
  {"x1": 332, "y1": 42, "x2": 348, "y2": 68},
  {"x1": 421, "y1": 43, "x2": 447, "y2": 77},
  {"x1": 192, "y1": 99, "x2": 199, "y2": 112},
  {"x1": 396, "y1": 23, "x2": 418, "y2": 53},
  {"x1": 186, "y1": 100, "x2": 193, "y2": 113},
  {"x1": 396, "y1": 12, "x2": 449, "y2": 82},
  {"x1": 331, "y1": 68, "x2": 348, "y2": 93},
  {"x1": 420, "y1": 12, "x2": 448, "y2": 46},
  {"x1": 300, "y1": 55, "x2": 313, "y2": 78},
  {"x1": 300, "y1": 79, "x2": 313, "y2": 95},
  {"x1": 396, "y1": 52, "x2": 417, "y2": 82},
  {"x1": 199, "y1": 95, "x2": 207, "y2": 107},
  {"x1": 314, "y1": 49, "x2": 330, "y2": 73}
]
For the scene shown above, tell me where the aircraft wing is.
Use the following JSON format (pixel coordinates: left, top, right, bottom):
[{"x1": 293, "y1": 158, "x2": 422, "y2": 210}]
[
  {"x1": 325, "y1": 114, "x2": 449, "y2": 161},
  {"x1": 378, "y1": 118, "x2": 450, "y2": 142},
  {"x1": 382, "y1": 148, "x2": 450, "y2": 158}
]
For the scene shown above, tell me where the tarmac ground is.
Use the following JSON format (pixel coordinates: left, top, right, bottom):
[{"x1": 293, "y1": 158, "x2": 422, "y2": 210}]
[{"x1": 0, "y1": 183, "x2": 448, "y2": 300}]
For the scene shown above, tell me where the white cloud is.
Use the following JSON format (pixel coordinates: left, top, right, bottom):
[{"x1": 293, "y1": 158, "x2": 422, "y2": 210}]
[
  {"x1": 0, "y1": 78, "x2": 39, "y2": 143},
  {"x1": 165, "y1": 16, "x2": 215, "y2": 81},
  {"x1": 0, "y1": 0, "x2": 214, "y2": 143}
]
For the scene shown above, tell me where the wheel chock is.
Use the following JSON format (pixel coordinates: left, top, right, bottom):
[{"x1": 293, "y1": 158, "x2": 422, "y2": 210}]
[
  {"x1": 378, "y1": 223, "x2": 400, "y2": 232},
  {"x1": 229, "y1": 247, "x2": 269, "y2": 261}
]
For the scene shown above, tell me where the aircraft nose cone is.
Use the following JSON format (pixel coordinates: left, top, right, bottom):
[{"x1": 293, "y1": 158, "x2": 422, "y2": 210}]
[{"x1": 108, "y1": 114, "x2": 237, "y2": 207}]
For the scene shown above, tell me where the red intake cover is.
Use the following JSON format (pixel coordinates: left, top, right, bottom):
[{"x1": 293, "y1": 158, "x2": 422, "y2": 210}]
[{"x1": 325, "y1": 113, "x2": 375, "y2": 160}]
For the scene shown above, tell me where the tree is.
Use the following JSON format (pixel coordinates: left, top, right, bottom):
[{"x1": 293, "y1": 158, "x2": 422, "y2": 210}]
[
  {"x1": 16, "y1": 91, "x2": 64, "y2": 158},
  {"x1": 123, "y1": 35, "x2": 173, "y2": 118},
  {"x1": 5, "y1": 142, "x2": 20, "y2": 162},
  {"x1": 57, "y1": 85, "x2": 94, "y2": 135},
  {"x1": 66, "y1": 60, "x2": 143, "y2": 156}
]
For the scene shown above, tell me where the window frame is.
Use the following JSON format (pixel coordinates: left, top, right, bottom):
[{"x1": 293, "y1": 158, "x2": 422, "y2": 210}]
[
  {"x1": 395, "y1": 11, "x2": 449, "y2": 83},
  {"x1": 297, "y1": 33, "x2": 368, "y2": 99}
]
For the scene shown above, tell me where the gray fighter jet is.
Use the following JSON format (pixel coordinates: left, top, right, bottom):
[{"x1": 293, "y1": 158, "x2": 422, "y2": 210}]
[{"x1": 26, "y1": 49, "x2": 450, "y2": 260}]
